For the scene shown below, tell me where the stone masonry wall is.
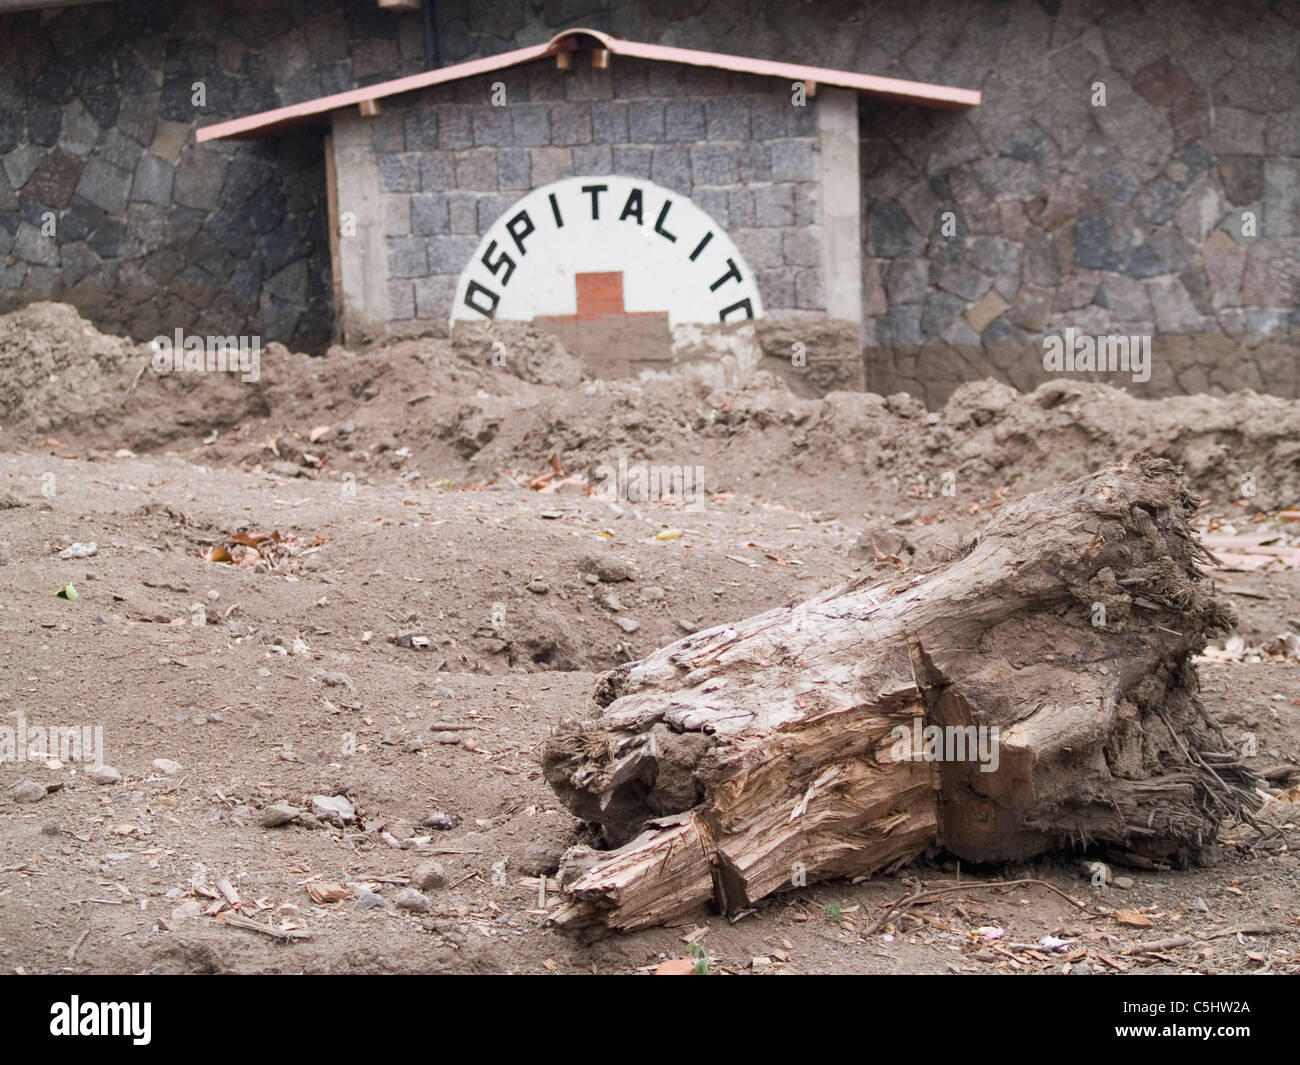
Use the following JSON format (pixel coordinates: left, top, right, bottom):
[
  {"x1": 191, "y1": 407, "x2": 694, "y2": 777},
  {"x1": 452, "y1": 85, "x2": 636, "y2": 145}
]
[
  {"x1": 0, "y1": 0, "x2": 1296, "y2": 400},
  {"x1": 852, "y1": 0, "x2": 1299, "y2": 404},
  {"x1": 369, "y1": 57, "x2": 822, "y2": 331}
]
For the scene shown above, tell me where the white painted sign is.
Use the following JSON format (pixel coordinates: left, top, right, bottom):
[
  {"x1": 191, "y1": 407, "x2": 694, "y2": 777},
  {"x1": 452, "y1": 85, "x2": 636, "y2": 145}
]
[{"x1": 450, "y1": 176, "x2": 764, "y2": 328}]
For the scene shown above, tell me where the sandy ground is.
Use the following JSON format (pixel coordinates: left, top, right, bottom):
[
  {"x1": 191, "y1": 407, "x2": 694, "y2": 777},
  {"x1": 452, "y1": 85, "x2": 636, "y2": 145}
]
[{"x1": 0, "y1": 304, "x2": 1297, "y2": 975}]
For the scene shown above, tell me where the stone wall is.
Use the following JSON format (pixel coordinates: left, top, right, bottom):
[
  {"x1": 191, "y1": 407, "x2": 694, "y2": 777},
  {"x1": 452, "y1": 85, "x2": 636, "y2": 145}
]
[
  {"x1": 0, "y1": 0, "x2": 1295, "y2": 399},
  {"x1": 369, "y1": 57, "x2": 823, "y2": 331},
  {"x1": 852, "y1": 0, "x2": 1299, "y2": 404}
]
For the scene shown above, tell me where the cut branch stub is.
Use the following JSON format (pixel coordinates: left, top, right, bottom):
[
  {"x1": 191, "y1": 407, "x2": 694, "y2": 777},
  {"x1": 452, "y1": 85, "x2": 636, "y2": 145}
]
[{"x1": 541, "y1": 457, "x2": 1259, "y2": 933}]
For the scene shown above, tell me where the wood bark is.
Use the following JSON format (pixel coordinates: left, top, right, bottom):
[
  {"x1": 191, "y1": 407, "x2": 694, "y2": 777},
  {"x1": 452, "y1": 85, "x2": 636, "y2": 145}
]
[{"x1": 541, "y1": 458, "x2": 1259, "y2": 933}]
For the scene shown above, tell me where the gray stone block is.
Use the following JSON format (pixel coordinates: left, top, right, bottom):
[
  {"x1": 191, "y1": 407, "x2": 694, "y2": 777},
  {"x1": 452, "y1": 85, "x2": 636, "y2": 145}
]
[
  {"x1": 753, "y1": 183, "x2": 795, "y2": 228},
  {"x1": 793, "y1": 182, "x2": 820, "y2": 227},
  {"x1": 627, "y1": 101, "x2": 664, "y2": 143},
  {"x1": 727, "y1": 187, "x2": 755, "y2": 228},
  {"x1": 749, "y1": 96, "x2": 789, "y2": 140},
  {"x1": 866, "y1": 200, "x2": 923, "y2": 257},
  {"x1": 612, "y1": 145, "x2": 652, "y2": 179},
  {"x1": 472, "y1": 106, "x2": 512, "y2": 147},
  {"x1": 378, "y1": 153, "x2": 420, "y2": 193},
  {"x1": 550, "y1": 102, "x2": 592, "y2": 146},
  {"x1": 14, "y1": 221, "x2": 58, "y2": 266},
  {"x1": 421, "y1": 152, "x2": 454, "y2": 191},
  {"x1": 689, "y1": 143, "x2": 736, "y2": 186},
  {"x1": 477, "y1": 193, "x2": 515, "y2": 234},
  {"x1": 438, "y1": 109, "x2": 473, "y2": 149},
  {"x1": 795, "y1": 268, "x2": 824, "y2": 310},
  {"x1": 58, "y1": 100, "x2": 100, "y2": 157},
  {"x1": 130, "y1": 153, "x2": 173, "y2": 206},
  {"x1": 454, "y1": 149, "x2": 497, "y2": 190},
  {"x1": 415, "y1": 275, "x2": 455, "y2": 319},
  {"x1": 756, "y1": 266, "x2": 795, "y2": 308},
  {"x1": 427, "y1": 234, "x2": 478, "y2": 274},
  {"x1": 3, "y1": 145, "x2": 44, "y2": 190},
  {"x1": 591, "y1": 101, "x2": 628, "y2": 144},
  {"x1": 498, "y1": 147, "x2": 530, "y2": 190},
  {"x1": 693, "y1": 186, "x2": 728, "y2": 228},
  {"x1": 650, "y1": 145, "x2": 690, "y2": 194},
  {"x1": 387, "y1": 235, "x2": 427, "y2": 277},
  {"x1": 770, "y1": 138, "x2": 817, "y2": 182},
  {"x1": 573, "y1": 144, "x2": 612, "y2": 174},
  {"x1": 404, "y1": 110, "x2": 439, "y2": 151},
  {"x1": 74, "y1": 156, "x2": 131, "y2": 214},
  {"x1": 782, "y1": 227, "x2": 820, "y2": 268},
  {"x1": 512, "y1": 104, "x2": 550, "y2": 147},
  {"x1": 410, "y1": 192, "x2": 448, "y2": 235},
  {"x1": 738, "y1": 142, "x2": 772, "y2": 183},
  {"x1": 732, "y1": 227, "x2": 783, "y2": 269},
  {"x1": 788, "y1": 100, "x2": 817, "y2": 136},
  {"x1": 664, "y1": 100, "x2": 705, "y2": 141},
  {"x1": 705, "y1": 97, "x2": 750, "y2": 141},
  {"x1": 447, "y1": 192, "x2": 478, "y2": 234},
  {"x1": 371, "y1": 113, "x2": 405, "y2": 152}
]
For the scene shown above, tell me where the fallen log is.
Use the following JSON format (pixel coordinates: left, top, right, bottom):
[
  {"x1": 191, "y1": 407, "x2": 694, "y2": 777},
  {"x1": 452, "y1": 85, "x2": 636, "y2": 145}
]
[{"x1": 541, "y1": 457, "x2": 1259, "y2": 933}]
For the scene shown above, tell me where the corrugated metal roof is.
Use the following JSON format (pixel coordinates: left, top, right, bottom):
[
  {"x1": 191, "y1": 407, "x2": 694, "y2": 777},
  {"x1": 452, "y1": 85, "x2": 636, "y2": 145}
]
[{"x1": 196, "y1": 27, "x2": 979, "y2": 142}]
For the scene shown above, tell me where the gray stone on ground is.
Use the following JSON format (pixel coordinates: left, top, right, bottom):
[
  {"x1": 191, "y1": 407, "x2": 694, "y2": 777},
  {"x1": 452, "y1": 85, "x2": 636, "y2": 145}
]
[
  {"x1": 261, "y1": 803, "x2": 299, "y2": 827},
  {"x1": 9, "y1": 780, "x2": 46, "y2": 803},
  {"x1": 90, "y1": 765, "x2": 122, "y2": 785},
  {"x1": 411, "y1": 860, "x2": 446, "y2": 891},
  {"x1": 393, "y1": 887, "x2": 432, "y2": 913}
]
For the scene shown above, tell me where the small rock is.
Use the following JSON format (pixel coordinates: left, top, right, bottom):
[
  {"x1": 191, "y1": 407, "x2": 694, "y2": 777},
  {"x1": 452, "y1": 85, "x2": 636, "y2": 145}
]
[
  {"x1": 261, "y1": 803, "x2": 300, "y2": 827},
  {"x1": 433, "y1": 731, "x2": 461, "y2": 745},
  {"x1": 1191, "y1": 896, "x2": 1210, "y2": 913},
  {"x1": 310, "y1": 794, "x2": 356, "y2": 825},
  {"x1": 421, "y1": 812, "x2": 456, "y2": 830},
  {"x1": 1113, "y1": 875, "x2": 1135, "y2": 890},
  {"x1": 386, "y1": 820, "x2": 416, "y2": 841},
  {"x1": 411, "y1": 860, "x2": 446, "y2": 891},
  {"x1": 229, "y1": 804, "x2": 253, "y2": 826},
  {"x1": 152, "y1": 758, "x2": 182, "y2": 776},
  {"x1": 0, "y1": 490, "x2": 23, "y2": 509},
  {"x1": 403, "y1": 737, "x2": 426, "y2": 753},
  {"x1": 641, "y1": 585, "x2": 666, "y2": 602},
  {"x1": 616, "y1": 617, "x2": 640, "y2": 634},
  {"x1": 0, "y1": 541, "x2": 11, "y2": 566},
  {"x1": 58, "y1": 542, "x2": 98, "y2": 559},
  {"x1": 90, "y1": 765, "x2": 122, "y2": 785},
  {"x1": 526, "y1": 578, "x2": 549, "y2": 594},
  {"x1": 434, "y1": 687, "x2": 455, "y2": 699},
  {"x1": 353, "y1": 890, "x2": 385, "y2": 911},
  {"x1": 9, "y1": 780, "x2": 46, "y2": 803},
  {"x1": 393, "y1": 887, "x2": 432, "y2": 913},
  {"x1": 40, "y1": 821, "x2": 60, "y2": 836},
  {"x1": 517, "y1": 840, "x2": 565, "y2": 877},
  {"x1": 314, "y1": 670, "x2": 354, "y2": 691},
  {"x1": 579, "y1": 552, "x2": 633, "y2": 583}
]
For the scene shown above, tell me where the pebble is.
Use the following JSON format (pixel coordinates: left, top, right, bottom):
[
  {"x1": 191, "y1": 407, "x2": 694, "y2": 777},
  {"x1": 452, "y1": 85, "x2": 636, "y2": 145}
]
[
  {"x1": 434, "y1": 687, "x2": 455, "y2": 699},
  {"x1": 526, "y1": 578, "x2": 549, "y2": 594},
  {"x1": 393, "y1": 887, "x2": 432, "y2": 913},
  {"x1": 169, "y1": 900, "x2": 202, "y2": 926},
  {"x1": 152, "y1": 758, "x2": 182, "y2": 776},
  {"x1": 310, "y1": 794, "x2": 356, "y2": 825},
  {"x1": 9, "y1": 780, "x2": 46, "y2": 803},
  {"x1": 517, "y1": 840, "x2": 565, "y2": 877},
  {"x1": 0, "y1": 541, "x2": 10, "y2": 566},
  {"x1": 403, "y1": 737, "x2": 426, "y2": 753},
  {"x1": 579, "y1": 553, "x2": 633, "y2": 583},
  {"x1": 40, "y1": 821, "x2": 60, "y2": 836},
  {"x1": 58, "y1": 542, "x2": 98, "y2": 559},
  {"x1": 229, "y1": 804, "x2": 253, "y2": 826},
  {"x1": 616, "y1": 617, "x2": 640, "y2": 633},
  {"x1": 1113, "y1": 875, "x2": 1135, "y2": 890},
  {"x1": 386, "y1": 821, "x2": 416, "y2": 841},
  {"x1": 411, "y1": 860, "x2": 446, "y2": 891},
  {"x1": 421, "y1": 812, "x2": 456, "y2": 830},
  {"x1": 433, "y1": 731, "x2": 461, "y2": 745},
  {"x1": 641, "y1": 585, "x2": 666, "y2": 602},
  {"x1": 90, "y1": 765, "x2": 122, "y2": 785},
  {"x1": 261, "y1": 803, "x2": 300, "y2": 827},
  {"x1": 353, "y1": 890, "x2": 385, "y2": 911}
]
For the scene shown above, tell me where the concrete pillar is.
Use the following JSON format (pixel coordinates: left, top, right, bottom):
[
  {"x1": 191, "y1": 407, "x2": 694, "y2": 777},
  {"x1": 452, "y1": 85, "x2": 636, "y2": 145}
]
[
  {"x1": 331, "y1": 109, "x2": 390, "y2": 345},
  {"x1": 816, "y1": 87, "x2": 863, "y2": 343}
]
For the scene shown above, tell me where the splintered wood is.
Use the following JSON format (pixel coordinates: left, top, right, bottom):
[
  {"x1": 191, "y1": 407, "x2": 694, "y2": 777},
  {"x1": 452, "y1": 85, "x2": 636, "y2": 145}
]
[{"x1": 541, "y1": 458, "x2": 1260, "y2": 933}]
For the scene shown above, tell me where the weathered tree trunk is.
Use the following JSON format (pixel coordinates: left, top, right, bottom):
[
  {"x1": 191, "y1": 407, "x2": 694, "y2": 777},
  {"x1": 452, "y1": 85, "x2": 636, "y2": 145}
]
[{"x1": 541, "y1": 458, "x2": 1259, "y2": 933}]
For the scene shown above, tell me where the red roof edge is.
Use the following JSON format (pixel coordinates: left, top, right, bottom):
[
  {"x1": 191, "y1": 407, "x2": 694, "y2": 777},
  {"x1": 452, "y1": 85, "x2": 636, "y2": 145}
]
[{"x1": 196, "y1": 27, "x2": 979, "y2": 142}]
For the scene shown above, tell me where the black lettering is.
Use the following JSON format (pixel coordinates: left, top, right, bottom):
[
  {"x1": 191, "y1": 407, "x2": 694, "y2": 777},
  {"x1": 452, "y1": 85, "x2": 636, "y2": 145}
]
[
  {"x1": 689, "y1": 231, "x2": 713, "y2": 262},
  {"x1": 548, "y1": 192, "x2": 563, "y2": 228},
  {"x1": 581, "y1": 183, "x2": 608, "y2": 219},
  {"x1": 710, "y1": 258, "x2": 742, "y2": 291},
  {"x1": 719, "y1": 298, "x2": 754, "y2": 322},
  {"x1": 464, "y1": 281, "x2": 500, "y2": 319},
  {"x1": 506, "y1": 210, "x2": 535, "y2": 256},
  {"x1": 654, "y1": 200, "x2": 677, "y2": 242},
  {"x1": 480, "y1": 240, "x2": 516, "y2": 285},
  {"x1": 619, "y1": 188, "x2": 644, "y2": 225}
]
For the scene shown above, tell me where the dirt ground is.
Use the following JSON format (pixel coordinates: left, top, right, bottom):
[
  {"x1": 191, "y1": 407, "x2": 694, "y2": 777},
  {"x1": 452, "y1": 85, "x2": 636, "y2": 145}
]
[{"x1": 0, "y1": 303, "x2": 1297, "y2": 975}]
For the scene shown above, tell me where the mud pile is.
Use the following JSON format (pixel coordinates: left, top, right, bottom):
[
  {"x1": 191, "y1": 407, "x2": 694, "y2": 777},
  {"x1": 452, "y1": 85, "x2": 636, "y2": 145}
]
[{"x1": 2, "y1": 302, "x2": 1299, "y2": 512}]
